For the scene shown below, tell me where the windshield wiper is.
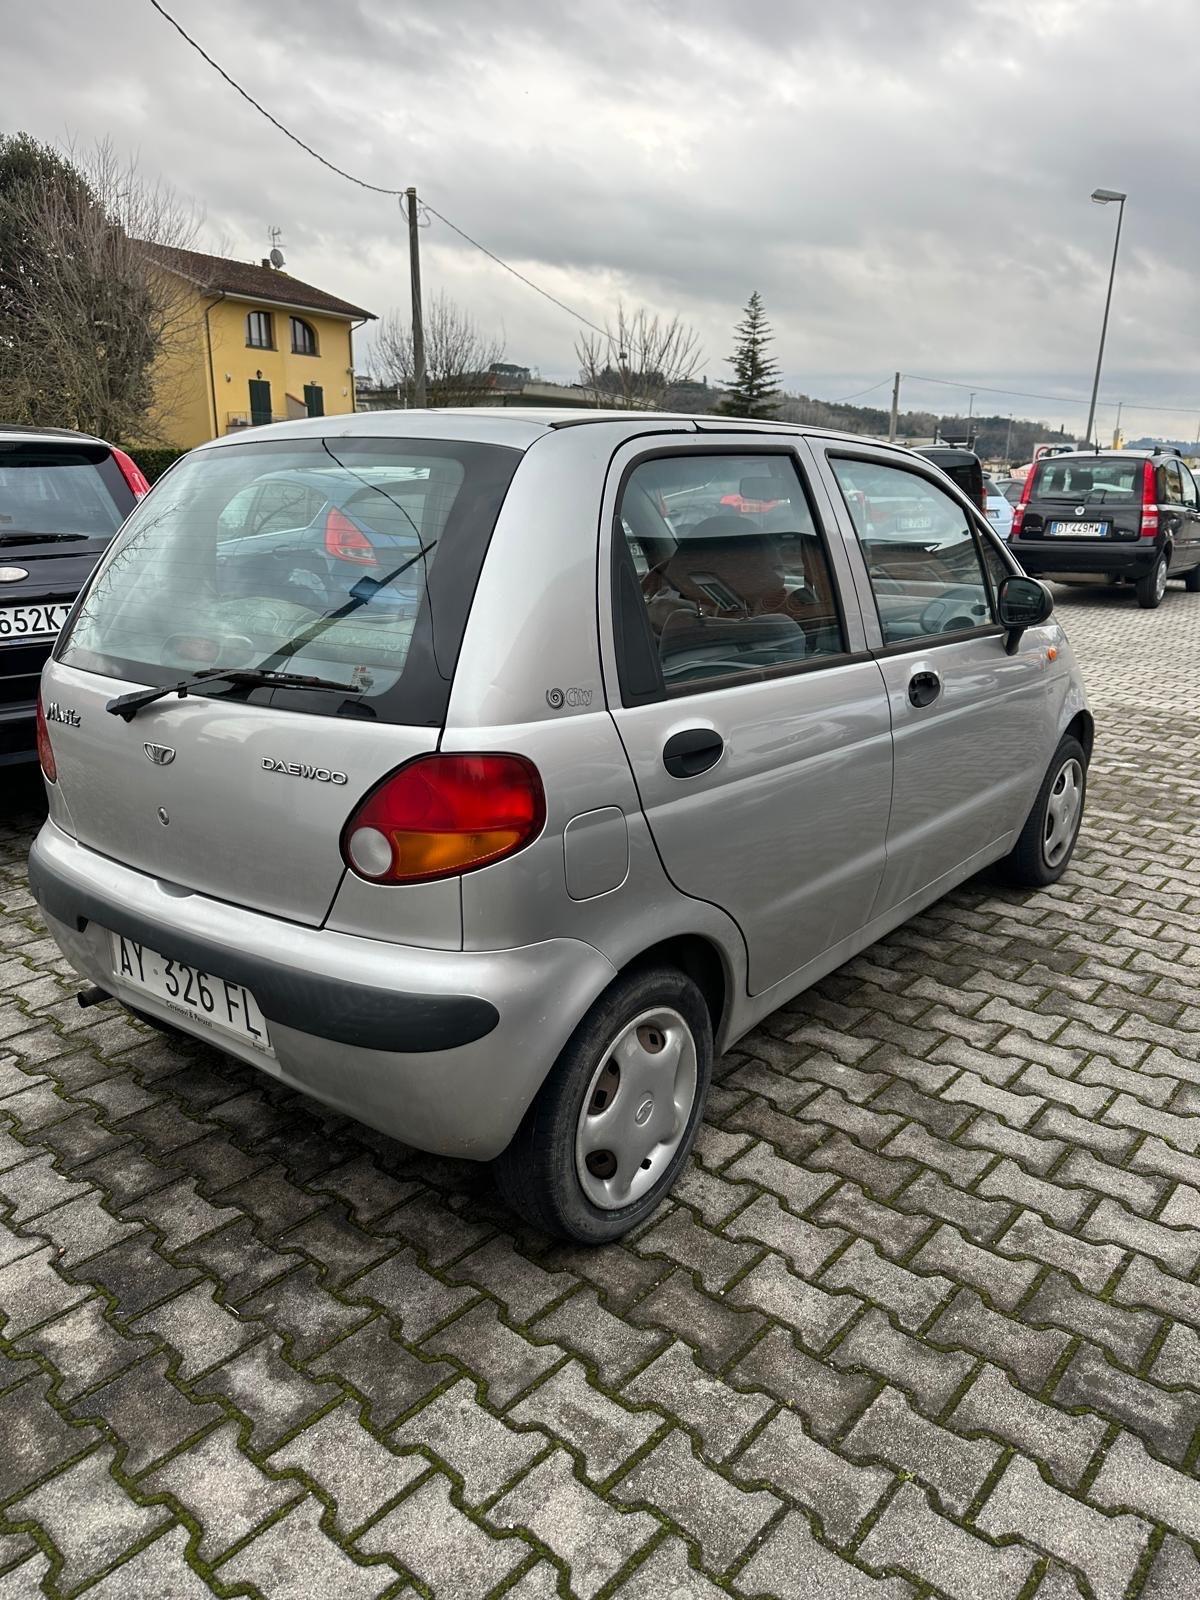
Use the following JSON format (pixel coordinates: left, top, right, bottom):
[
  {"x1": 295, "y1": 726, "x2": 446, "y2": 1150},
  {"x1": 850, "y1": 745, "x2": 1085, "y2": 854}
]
[
  {"x1": 106, "y1": 667, "x2": 357, "y2": 722},
  {"x1": 0, "y1": 532, "x2": 90, "y2": 546}
]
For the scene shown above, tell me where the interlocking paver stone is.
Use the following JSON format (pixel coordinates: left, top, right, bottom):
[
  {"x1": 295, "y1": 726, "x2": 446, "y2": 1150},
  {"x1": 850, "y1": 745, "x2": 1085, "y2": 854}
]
[{"x1": 7, "y1": 592, "x2": 1200, "y2": 1596}]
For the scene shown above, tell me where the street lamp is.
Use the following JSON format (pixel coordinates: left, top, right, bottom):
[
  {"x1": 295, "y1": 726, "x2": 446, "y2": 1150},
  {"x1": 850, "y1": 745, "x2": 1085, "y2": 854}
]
[{"x1": 1084, "y1": 188, "x2": 1127, "y2": 447}]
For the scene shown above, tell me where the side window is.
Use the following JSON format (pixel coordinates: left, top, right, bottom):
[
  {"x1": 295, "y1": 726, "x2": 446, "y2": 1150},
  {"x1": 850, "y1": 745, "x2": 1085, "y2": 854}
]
[
  {"x1": 1180, "y1": 463, "x2": 1200, "y2": 510},
  {"x1": 615, "y1": 453, "x2": 846, "y2": 696},
  {"x1": 829, "y1": 457, "x2": 993, "y2": 646},
  {"x1": 979, "y1": 531, "x2": 1012, "y2": 595},
  {"x1": 1162, "y1": 460, "x2": 1184, "y2": 505}
]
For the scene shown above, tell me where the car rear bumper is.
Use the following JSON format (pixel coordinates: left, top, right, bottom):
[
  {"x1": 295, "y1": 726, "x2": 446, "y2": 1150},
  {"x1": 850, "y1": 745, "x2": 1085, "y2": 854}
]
[
  {"x1": 1014, "y1": 539, "x2": 1158, "y2": 578},
  {"x1": 29, "y1": 820, "x2": 617, "y2": 1159}
]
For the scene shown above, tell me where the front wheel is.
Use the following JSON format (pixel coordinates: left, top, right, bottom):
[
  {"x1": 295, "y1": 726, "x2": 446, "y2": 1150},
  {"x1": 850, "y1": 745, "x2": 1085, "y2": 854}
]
[
  {"x1": 493, "y1": 966, "x2": 712, "y2": 1243},
  {"x1": 998, "y1": 736, "x2": 1087, "y2": 888},
  {"x1": 1136, "y1": 554, "x2": 1168, "y2": 609}
]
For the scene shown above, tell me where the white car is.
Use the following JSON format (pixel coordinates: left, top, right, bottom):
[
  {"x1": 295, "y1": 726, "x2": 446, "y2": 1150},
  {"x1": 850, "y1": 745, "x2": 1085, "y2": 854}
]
[{"x1": 984, "y1": 479, "x2": 1015, "y2": 538}]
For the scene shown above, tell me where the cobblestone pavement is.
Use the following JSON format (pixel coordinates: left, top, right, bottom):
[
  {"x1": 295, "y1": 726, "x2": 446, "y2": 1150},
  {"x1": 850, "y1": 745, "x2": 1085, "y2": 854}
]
[{"x1": 3, "y1": 584, "x2": 1200, "y2": 1599}]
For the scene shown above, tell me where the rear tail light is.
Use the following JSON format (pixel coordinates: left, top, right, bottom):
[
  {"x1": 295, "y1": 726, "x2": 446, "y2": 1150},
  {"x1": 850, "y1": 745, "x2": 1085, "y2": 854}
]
[
  {"x1": 36, "y1": 693, "x2": 57, "y2": 783},
  {"x1": 110, "y1": 447, "x2": 150, "y2": 498},
  {"x1": 324, "y1": 507, "x2": 378, "y2": 565},
  {"x1": 1010, "y1": 472, "x2": 1035, "y2": 537},
  {"x1": 1139, "y1": 459, "x2": 1160, "y2": 540},
  {"x1": 342, "y1": 753, "x2": 546, "y2": 884}
]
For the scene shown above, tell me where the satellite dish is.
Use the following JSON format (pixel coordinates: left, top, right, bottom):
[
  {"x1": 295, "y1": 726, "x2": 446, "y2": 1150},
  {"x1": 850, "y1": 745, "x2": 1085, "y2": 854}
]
[{"x1": 269, "y1": 247, "x2": 286, "y2": 268}]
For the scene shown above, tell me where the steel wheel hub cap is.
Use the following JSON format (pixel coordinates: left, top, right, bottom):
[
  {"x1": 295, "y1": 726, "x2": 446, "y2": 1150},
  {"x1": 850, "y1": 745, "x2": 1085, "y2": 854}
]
[
  {"x1": 575, "y1": 1006, "x2": 698, "y2": 1209},
  {"x1": 1156, "y1": 560, "x2": 1168, "y2": 600},
  {"x1": 1044, "y1": 756, "x2": 1083, "y2": 867}
]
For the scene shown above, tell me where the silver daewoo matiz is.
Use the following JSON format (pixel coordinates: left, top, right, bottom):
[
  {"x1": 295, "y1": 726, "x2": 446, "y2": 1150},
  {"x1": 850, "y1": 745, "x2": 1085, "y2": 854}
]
[{"x1": 30, "y1": 411, "x2": 1091, "y2": 1241}]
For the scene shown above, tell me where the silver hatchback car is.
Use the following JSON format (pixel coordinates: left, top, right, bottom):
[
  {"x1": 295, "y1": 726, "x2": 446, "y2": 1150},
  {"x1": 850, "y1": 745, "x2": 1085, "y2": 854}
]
[{"x1": 30, "y1": 411, "x2": 1091, "y2": 1241}]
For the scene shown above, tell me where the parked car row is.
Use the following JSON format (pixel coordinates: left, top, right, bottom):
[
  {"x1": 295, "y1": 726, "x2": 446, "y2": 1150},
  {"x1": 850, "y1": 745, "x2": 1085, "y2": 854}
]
[{"x1": 20, "y1": 408, "x2": 1092, "y2": 1241}]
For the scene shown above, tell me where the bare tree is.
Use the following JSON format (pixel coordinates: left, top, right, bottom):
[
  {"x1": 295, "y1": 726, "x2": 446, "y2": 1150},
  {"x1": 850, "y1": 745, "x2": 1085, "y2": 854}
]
[
  {"x1": 374, "y1": 295, "x2": 504, "y2": 407},
  {"x1": 575, "y1": 303, "x2": 703, "y2": 411},
  {"x1": 0, "y1": 135, "x2": 202, "y2": 443}
]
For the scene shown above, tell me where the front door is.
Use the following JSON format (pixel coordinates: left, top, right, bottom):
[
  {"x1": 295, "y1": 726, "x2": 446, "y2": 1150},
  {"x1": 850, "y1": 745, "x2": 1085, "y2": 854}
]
[
  {"x1": 248, "y1": 379, "x2": 272, "y2": 427},
  {"x1": 304, "y1": 383, "x2": 325, "y2": 418},
  {"x1": 604, "y1": 440, "x2": 893, "y2": 996},
  {"x1": 819, "y1": 447, "x2": 1054, "y2": 915}
]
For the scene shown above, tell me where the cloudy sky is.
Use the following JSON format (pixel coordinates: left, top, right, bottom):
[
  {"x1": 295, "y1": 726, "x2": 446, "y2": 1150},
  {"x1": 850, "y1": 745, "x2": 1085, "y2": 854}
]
[{"x1": 6, "y1": 0, "x2": 1200, "y2": 436}]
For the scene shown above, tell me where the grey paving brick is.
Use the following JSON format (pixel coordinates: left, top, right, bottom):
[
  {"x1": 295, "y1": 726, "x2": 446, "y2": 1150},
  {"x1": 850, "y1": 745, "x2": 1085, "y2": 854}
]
[
  {"x1": 959, "y1": 1112, "x2": 1065, "y2": 1174},
  {"x1": 858, "y1": 1480, "x2": 1035, "y2": 1599},
  {"x1": 315, "y1": 1315, "x2": 456, "y2": 1423},
  {"x1": 615, "y1": 1427, "x2": 780, "y2": 1569},
  {"x1": 1056, "y1": 1148, "x2": 1164, "y2": 1214},
  {"x1": 193, "y1": 1335, "x2": 331, "y2": 1449},
  {"x1": 612, "y1": 1537, "x2": 727, "y2": 1600},
  {"x1": 0, "y1": 1373, "x2": 100, "y2": 1500},
  {"x1": 1129, "y1": 1133, "x2": 1200, "y2": 1188},
  {"x1": 806, "y1": 1131, "x2": 918, "y2": 1200},
  {"x1": 636, "y1": 1203, "x2": 759, "y2": 1291},
  {"x1": 820, "y1": 1239, "x2": 954, "y2": 1332},
  {"x1": 1104, "y1": 1092, "x2": 1200, "y2": 1149},
  {"x1": 977, "y1": 1157, "x2": 1088, "y2": 1229},
  {"x1": 975, "y1": 1453, "x2": 1151, "y2": 1600},
  {"x1": 1023, "y1": 1271, "x2": 1158, "y2": 1369},
  {"x1": 736, "y1": 1405, "x2": 891, "y2": 1541},
  {"x1": 942, "y1": 1071, "x2": 1041, "y2": 1127},
  {"x1": 735, "y1": 1324, "x2": 876, "y2": 1436},
  {"x1": 508, "y1": 1360, "x2": 655, "y2": 1481},
  {"x1": 816, "y1": 1182, "x2": 934, "y2": 1257},
  {"x1": 445, "y1": 1235, "x2": 577, "y2": 1320},
  {"x1": 627, "y1": 1269, "x2": 759, "y2": 1372},
  {"x1": 726, "y1": 1095, "x2": 827, "y2": 1162},
  {"x1": 1053, "y1": 1343, "x2": 1200, "y2": 1465},
  {"x1": 143, "y1": 1418, "x2": 300, "y2": 1559},
  {"x1": 883, "y1": 1120, "x2": 994, "y2": 1185},
  {"x1": 912, "y1": 1223, "x2": 1038, "y2": 1312},
  {"x1": 278, "y1": 1202, "x2": 392, "y2": 1289},
  {"x1": 668, "y1": 1159, "x2": 745, "y2": 1225},
  {"x1": 725, "y1": 1139, "x2": 839, "y2": 1209},
  {"x1": 221, "y1": 1495, "x2": 393, "y2": 1600},
  {"x1": 71, "y1": 1350, "x2": 224, "y2": 1475},
  {"x1": 951, "y1": 1363, "x2": 1107, "y2": 1490},
  {"x1": 1035, "y1": 1104, "x2": 1136, "y2": 1158},
  {"x1": 727, "y1": 1192, "x2": 846, "y2": 1274},
  {"x1": 348, "y1": 1243, "x2": 479, "y2": 1339},
  {"x1": 71, "y1": 1231, "x2": 201, "y2": 1317},
  {"x1": 1159, "y1": 1181, "x2": 1200, "y2": 1228},
  {"x1": 0, "y1": 1242, "x2": 87, "y2": 1334},
  {"x1": 1112, "y1": 1251, "x2": 1200, "y2": 1327},
  {"x1": 1149, "y1": 1319, "x2": 1200, "y2": 1386},
  {"x1": 831, "y1": 1306, "x2": 973, "y2": 1417},
  {"x1": 238, "y1": 1262, "x2": 371, "y2": 1359},
  {"x1": 727, "y1": 1252, "x2": 859, "y2": 1348},
  {"x1": 621, "y1": 1339, "x2": 769, "y2": 1461},
  {"x1": 493, "y1": 1448, "x2": 658, "y2": 1599},
  {"x1": 268, "y1": 1396, "x2": 425, "y2": 1528},
  {"x1": 1140, "y1": 1533, "x2": 1200, "y2": 1598},
  {"x1": 132, "y1": 1281, "x2": 256, "y2": 1378},
  {"x1": 997, "y1": 1210, "x2": 1125, "y2": 1293},
  {"x1": 1082, "y1": 1196, "x2": 1200, "y2": 1275},
  {"x1": 844, "y1": 1385, "x2": 999, "y2": 1517},
  {"x1": 795, "y1": 1087, "x2": 903, "y2": 1148},
  {"x1": 0, "y1": 1148, "x2": 90, "y2": 1221},
  {"x1": 1089, "y1": 1428, "x2": 1200, "y2": 1540},
  {"x1": 736, "y1": 1509, "x2": 919, "y2": 1598},
  {"x1": 7, "y1": 1448, "x2": 170, "y2": 1592},
  {"x1": 896, "y1": 1168, "x2": 1013, "y2": 1242},
  {"x1": 14, "y1": 1297, "x2": 150, "y2": 1402},
  {"x1": 82, "y1": 1525, "x2": 216, "y2": 1598}
]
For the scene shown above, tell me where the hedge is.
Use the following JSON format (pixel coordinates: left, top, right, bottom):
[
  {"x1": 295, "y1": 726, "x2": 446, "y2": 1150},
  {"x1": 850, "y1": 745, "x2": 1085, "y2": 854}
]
[{"x1": 122, "y1": 446, "x2": 188, "y2": 484}]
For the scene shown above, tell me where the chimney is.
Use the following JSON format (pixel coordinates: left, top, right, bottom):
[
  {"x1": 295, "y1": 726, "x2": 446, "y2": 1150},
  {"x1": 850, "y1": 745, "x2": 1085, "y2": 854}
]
[{"x1": 261, "y1": 258, "x2": 272, "y2": 269}]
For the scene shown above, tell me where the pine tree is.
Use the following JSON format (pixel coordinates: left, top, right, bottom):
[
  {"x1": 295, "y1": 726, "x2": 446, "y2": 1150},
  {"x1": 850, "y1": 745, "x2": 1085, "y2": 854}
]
[{"x1": 715, "y1": 291, "x2": 782, "y2": 419}]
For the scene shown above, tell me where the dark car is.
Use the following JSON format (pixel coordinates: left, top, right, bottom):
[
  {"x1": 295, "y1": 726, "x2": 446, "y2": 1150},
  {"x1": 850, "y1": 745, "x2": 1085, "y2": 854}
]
[
  {"x1": 916, "y1": 446, "x2": 987, "y2": 514},
  {"x1": 1011, "y1": 448, "x2": 1200, "y2": 610},
  {"x1": 1, "y1": 427, "x2": 146, "y2": 763}
]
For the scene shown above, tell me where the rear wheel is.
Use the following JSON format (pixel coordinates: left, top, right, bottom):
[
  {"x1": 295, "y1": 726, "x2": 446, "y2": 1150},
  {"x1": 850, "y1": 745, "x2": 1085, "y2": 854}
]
[
  {"x1": 1136, "y1": 554, "x2": 1168, "y2": 608},
  {"x1": 1184, "y1": 563, "x2": 1200, "y2": 593},
  {"x1": 493, "y1": 965, "x2": 712, "y2": 1243},
  {"x1": 999, "y1": 735, "x2": 1087, "y2": 888}
]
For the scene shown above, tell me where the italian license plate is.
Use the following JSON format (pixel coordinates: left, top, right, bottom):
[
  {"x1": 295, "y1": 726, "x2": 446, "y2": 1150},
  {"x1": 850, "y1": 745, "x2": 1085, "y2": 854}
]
[
  {"x1": 110, "y1": 933, "x2": 273, "y2": 1055},
  {"x1": 0, "y1": 602, "x2": 72, "y2": 641},
  {"x1": 1049, "y1": 520, "x2": 1108, "y2": 537},
  {"x1": 896, "y1": 515, "x2": 933, "y2": 531}
]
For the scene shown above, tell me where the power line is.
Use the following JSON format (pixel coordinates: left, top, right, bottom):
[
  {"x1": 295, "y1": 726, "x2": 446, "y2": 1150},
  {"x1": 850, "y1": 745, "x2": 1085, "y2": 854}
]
[
  {"x1": 905, "y1": 372, "x2": 1200, "y2": 417},
  {"x1": 147, "y1": 0, "x2": 609, "y2": 338},
  {"x1": 829, "y1": 378, "x2": 892, "y2": 405}
]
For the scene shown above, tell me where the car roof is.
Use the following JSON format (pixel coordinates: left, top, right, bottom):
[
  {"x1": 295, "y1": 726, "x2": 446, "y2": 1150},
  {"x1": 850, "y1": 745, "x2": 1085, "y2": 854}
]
[
  {"x1": 0, "y1": 423, "x2": 110, "y2": 447},
  {"x1": 1037, "y1": 449, "x2": 1159, "y2": 463}
]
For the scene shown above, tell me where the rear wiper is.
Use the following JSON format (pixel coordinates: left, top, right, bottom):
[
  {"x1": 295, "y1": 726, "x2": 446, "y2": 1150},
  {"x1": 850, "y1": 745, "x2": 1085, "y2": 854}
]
[
  {"x1": 106, "y1": 667, "x2": 357, "y2": 722},
  {"x1": 0, "y1": 532, "x2": 90, "y2": 546}
]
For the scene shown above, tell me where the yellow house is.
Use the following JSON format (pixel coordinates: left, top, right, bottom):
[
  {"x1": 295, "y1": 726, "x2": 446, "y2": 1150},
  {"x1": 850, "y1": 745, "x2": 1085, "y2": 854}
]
[{"x1": 137, "y1": 243, "x2": 375, "y2": 449}]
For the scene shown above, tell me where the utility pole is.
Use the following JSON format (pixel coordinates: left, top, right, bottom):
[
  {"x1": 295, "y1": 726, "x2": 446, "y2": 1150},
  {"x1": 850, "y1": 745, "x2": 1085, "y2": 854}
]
[
  {"x1": 1003, "y1": 414, "x2": 1014, "y2": 464},
  {"x1": 1084, "y1": 188, "x2": 1127, "y2": 446},
  {"x1": 888, "y1": 372, "x2": 900, "y2": 442},
  {"x1": 405, "y1": 187, "x2": 427, "y2": 408}
]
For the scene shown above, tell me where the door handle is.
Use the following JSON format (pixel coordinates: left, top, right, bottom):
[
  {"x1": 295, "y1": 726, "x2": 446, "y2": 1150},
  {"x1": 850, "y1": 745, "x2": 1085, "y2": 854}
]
[
  {"x1": 662, "y1": 727, "x2": 724, "y2": 778},
  {"x1": 908, "y1": 670, "x2": 942, "y2": 708}
]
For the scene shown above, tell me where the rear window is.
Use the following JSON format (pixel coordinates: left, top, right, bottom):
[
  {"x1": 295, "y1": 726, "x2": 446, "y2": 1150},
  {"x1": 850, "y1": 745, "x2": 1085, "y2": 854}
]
[
  {"x1": 0, "y1": 443, "x2": 129, "y2": 541},
  {"x1": 1030, "y1": 458, "x2": 1141, "y2": 501},
  {"x1": 57, "y1": 436, "x2": 520, "y2": 726}
]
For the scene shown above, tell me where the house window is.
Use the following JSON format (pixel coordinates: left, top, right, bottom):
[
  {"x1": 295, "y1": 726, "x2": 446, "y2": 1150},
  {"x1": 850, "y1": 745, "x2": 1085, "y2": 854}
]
[
  {"x1": 291, "y1": 317, "x2": 318, "y2": 356},
  {"x1": 245, "y1": 311, "x2": 274, "y2": 349}
]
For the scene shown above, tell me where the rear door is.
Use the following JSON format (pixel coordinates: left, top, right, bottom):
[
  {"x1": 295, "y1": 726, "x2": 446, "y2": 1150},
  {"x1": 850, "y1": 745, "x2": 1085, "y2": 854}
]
[
  {"x1": 602, "y1": 436, "x2": 893, "y2": 997},
  {"x1": 817, "y1": 446, "x2": 1054, "y2": 914},
  {"x1": 1177, "y1": 462, "x2": 1200, "y2": 568},
  {"x1": 46, "y1": 433, "x2": 521, "y2": 928}
]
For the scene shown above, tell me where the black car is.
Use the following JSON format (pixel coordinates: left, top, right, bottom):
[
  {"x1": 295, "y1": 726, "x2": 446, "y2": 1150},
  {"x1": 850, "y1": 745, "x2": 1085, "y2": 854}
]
[
  {"x1": 1011, "y1": 447, "x2": 1200, "y2": 610},
  {"x1": 916, "y1": 446, "x2": 987, "y2": 514},
  {"x1": 1, "y1": 427, "x2": 146, "y2": 763}
]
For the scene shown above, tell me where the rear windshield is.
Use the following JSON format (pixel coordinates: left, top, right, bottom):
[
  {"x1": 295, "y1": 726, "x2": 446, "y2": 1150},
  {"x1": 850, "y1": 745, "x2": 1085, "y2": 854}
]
[
  {"x1": 1030, "y1": 458, "x2": 1141, "y2": 501},
  {"x1": 57, "y1": 436, "x2": 520, "y2": 726},
  {"x1": 0, "y1": 443, "x2": 128, "y2": 542}
]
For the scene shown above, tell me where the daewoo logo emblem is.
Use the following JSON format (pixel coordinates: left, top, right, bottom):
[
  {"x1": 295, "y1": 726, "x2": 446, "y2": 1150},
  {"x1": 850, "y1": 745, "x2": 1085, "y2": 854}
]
[
  {"x1": 262, "y1": 757, "x2": 348, "y2": 785},
  {"x1": 143, "y1": 743, "x2": 176, "y2": 766}
]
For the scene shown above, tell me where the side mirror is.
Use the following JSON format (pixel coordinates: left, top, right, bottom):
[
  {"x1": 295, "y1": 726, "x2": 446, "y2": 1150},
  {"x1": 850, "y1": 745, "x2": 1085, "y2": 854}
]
[{"x1": 997, "y1": 575, "x2": 1053, "y2": 655}]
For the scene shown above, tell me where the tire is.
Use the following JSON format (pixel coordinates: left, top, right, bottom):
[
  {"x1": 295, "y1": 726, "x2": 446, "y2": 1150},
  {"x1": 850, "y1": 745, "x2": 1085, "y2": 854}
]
[
  {"x1": 493, "y1": 965, "x2": 713, "y2": 1243},
  {"x1": 1184, "y1": 563, "x2": 1200, "y2": 593},
  {"x1": 998, "y1": 735, "x2": 1087, "y2": 888},
  {"x1": 1136, "y1": 554, "x2": 1168, "y2": 608}
]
